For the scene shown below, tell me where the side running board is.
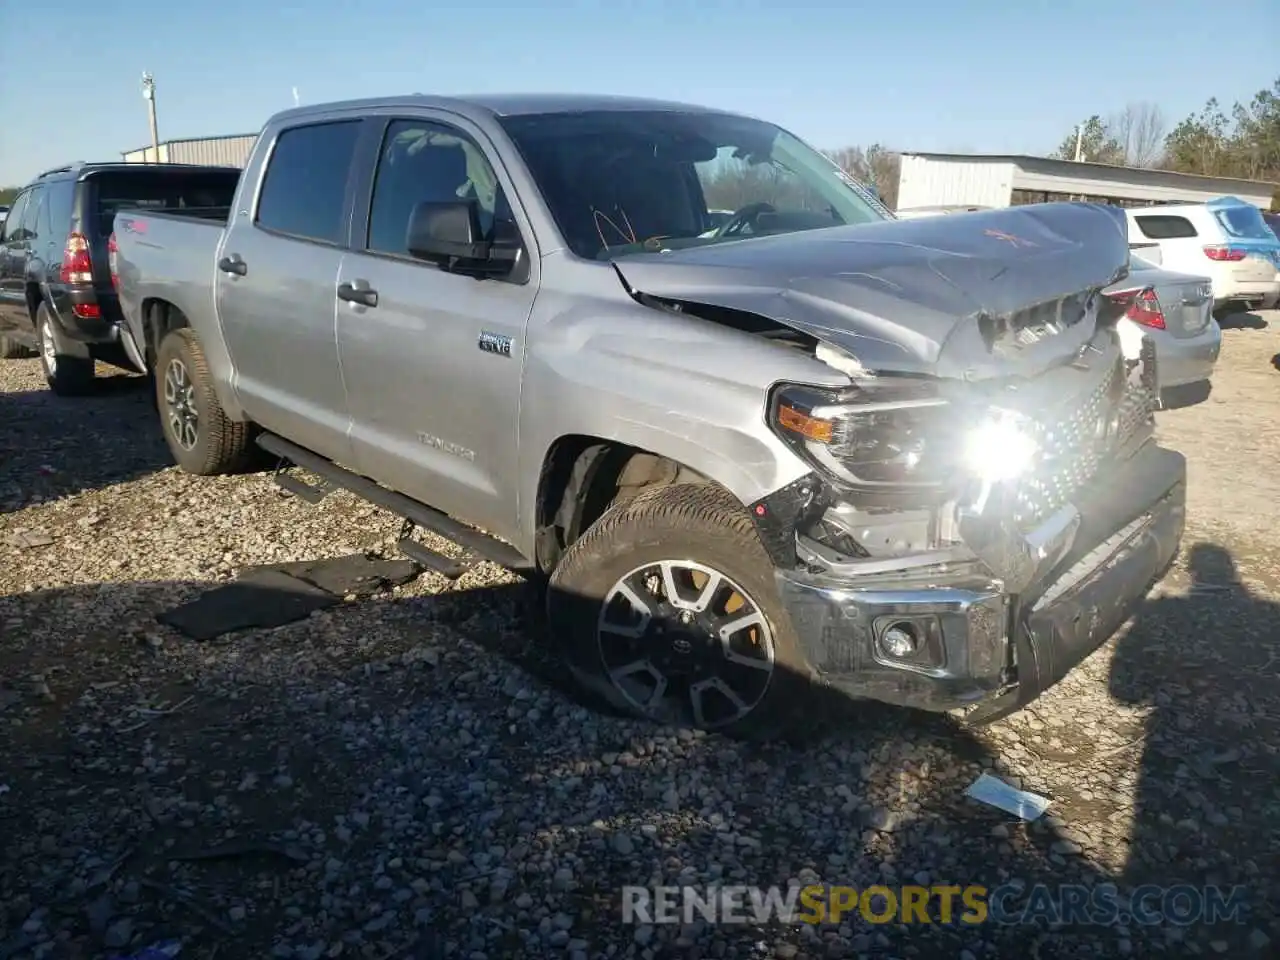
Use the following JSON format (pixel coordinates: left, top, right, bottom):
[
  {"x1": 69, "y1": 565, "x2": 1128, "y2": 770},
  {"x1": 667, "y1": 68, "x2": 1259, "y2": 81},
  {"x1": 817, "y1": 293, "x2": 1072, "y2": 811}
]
[{"x1": 256, "y1": 432, "x2": 531, "y2": 579}]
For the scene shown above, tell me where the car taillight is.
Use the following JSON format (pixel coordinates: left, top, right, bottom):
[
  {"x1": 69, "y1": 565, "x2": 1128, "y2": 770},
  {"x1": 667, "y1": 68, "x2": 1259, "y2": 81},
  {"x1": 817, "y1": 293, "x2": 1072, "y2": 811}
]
[
  {"x1": 59, "y1": 232, "x2": 94, "y2": 283},
  {"x1": 1107, "y1": 287, "x2": 1166, "y2": 330},
  {"x1": 108, "y1": 232, "x2": 120, "y2": 292},
  {"x1": 1203, "y1": 245, "x2": 1247, "y2": 262}
]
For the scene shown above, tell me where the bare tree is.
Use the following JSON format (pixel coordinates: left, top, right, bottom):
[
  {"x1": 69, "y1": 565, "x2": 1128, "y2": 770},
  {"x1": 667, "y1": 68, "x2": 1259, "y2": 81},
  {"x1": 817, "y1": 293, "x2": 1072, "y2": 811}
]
[
  {"x1": 824, "y1": 145, "x2": 901, "y2": 209},
  {"x1": 1109, "y1": 102, "x2": 1167, "y2": 167}
]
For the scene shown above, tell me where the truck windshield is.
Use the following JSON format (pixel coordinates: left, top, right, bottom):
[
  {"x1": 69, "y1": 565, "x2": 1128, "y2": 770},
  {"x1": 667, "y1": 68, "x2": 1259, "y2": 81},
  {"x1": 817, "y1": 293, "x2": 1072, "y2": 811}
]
[{"x1": 498, "y1": 110, "x2": 889, "y2": 260}]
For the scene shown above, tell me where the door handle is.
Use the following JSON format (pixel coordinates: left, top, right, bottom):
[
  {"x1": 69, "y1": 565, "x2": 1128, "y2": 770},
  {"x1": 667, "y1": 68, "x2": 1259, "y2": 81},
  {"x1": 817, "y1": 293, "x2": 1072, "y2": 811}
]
[
  {"x1": 218, "y1": 255, "x2": 247, "y2": 276},
  {"x1": 337, "y1": 282, "x2": 378, "y2": 308}
]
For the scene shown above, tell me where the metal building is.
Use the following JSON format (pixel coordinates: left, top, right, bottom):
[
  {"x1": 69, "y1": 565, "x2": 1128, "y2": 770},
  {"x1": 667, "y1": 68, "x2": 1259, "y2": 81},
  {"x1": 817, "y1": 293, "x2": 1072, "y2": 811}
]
[
  {"x1": 121, "y1": 134, "x2": 258, "y2": 167},
  {"x1": 896, "y1": 153, "x2": 1276, "y2": 214}
]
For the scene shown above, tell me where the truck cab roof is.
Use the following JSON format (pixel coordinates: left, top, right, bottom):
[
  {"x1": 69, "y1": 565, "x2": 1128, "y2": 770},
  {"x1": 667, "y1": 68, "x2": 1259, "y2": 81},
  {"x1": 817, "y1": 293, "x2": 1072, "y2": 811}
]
[{"x1": 268, "y1": 92, "x2": 744, "y2": 126}]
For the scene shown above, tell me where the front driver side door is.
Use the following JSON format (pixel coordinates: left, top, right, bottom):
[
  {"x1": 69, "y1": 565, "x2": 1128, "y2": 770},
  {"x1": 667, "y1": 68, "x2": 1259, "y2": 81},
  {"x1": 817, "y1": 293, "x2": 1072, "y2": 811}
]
[{"x1": 336, "y1": 114, "x2": 538, "y2": 543}]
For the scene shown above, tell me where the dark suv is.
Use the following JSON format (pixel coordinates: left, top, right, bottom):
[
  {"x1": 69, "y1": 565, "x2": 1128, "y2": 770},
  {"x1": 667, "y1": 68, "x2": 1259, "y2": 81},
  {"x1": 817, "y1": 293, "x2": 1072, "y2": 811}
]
[{"x1": 0, "y1": 162, "x2": 240, "y2": 395}]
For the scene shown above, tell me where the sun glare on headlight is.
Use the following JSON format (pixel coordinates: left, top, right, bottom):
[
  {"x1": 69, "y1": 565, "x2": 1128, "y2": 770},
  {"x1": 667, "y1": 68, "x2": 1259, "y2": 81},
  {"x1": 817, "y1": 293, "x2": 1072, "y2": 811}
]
[{"x1": 964, "y1": 411, "x2": 1038, "y2": 483}]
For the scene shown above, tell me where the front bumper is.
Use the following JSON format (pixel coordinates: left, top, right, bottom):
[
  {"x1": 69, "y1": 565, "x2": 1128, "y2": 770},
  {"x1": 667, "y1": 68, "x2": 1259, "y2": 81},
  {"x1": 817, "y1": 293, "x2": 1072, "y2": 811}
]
[{"x1": 775, "y1": 442, "x2": 1186, "y2": 722}]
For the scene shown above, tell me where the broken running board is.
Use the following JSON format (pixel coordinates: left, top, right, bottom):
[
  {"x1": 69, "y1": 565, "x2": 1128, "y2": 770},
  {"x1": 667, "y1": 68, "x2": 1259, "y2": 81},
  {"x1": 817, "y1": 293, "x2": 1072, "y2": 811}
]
[
  {"x1": 255, "y1": 432, "x2": 532, "y2": 575},
  {"x1": 397, "y1": 536, "x2": 468, "y2": 580},
  {"x1": 273, "y1": 468, "x2": 332, "y2": 504}
]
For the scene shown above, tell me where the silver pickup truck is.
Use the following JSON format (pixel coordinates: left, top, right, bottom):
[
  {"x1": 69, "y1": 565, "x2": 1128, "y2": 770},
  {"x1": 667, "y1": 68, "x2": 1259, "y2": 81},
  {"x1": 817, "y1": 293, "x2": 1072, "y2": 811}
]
[{"x1": 113, "y1": 94, "x2": 1185, "y2": 737}]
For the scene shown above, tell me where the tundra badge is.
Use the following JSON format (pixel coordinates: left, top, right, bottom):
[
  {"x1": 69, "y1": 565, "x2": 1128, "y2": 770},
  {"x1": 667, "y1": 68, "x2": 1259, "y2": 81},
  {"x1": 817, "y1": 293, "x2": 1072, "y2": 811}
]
[{"x1": 478, "y1": 331, "x2": 513, "y2": 357}]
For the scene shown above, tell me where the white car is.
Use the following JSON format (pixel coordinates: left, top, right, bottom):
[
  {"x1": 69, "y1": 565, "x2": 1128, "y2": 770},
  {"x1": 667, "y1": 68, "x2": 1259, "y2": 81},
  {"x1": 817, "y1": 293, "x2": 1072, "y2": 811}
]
[{"x1": 1125, "y1": 198, "x2": 1280, "y2": 314}]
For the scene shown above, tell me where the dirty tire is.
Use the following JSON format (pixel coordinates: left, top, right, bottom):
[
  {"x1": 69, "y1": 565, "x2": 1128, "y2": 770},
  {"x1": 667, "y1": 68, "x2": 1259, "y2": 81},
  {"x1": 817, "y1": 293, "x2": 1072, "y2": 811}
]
[
  {"x1": 155, "y1": 328, "x2": 253, "y2": 475},
  {"x1": 547, "y1": 482, "x2": 812, "y2": 739},
  {"x1": 0, "y1": 334, "x2": 34, "y2": 359},
  {"x1": 36, "y1": 303, "x2": 96, "y2": 396}
]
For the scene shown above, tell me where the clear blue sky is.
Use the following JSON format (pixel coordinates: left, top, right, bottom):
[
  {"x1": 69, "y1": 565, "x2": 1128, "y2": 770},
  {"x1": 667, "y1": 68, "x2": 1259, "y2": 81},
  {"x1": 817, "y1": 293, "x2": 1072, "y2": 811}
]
[{"x1": 2, "y1": 0, "x2": 1277, "y2": 185}]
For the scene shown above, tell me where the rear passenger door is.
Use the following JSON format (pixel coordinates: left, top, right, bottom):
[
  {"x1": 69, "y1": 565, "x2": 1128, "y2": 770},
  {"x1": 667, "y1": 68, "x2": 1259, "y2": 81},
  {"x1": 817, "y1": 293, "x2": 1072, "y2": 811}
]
[
  {"x1": 335, "y1": 113, "x2": 538, "y2": 541},
  {"x1": 216, "y1": 118, "x2": 365, "y2": 466}
]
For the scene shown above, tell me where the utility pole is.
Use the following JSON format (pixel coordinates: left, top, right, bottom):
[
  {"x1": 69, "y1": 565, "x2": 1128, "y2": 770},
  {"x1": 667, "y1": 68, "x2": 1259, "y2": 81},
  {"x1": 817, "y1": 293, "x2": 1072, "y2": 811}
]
[
  {"x1": 1073, "y1": 124, "x2": 1084, "y2": 163},
  {"x1": 142, "y1": 72, "x2": 160, "y2": 163}
]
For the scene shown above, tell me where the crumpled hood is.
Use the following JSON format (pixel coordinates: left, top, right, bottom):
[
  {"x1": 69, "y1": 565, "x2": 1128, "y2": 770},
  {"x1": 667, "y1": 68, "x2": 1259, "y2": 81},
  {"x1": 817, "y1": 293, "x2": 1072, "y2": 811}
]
[{"x1": 612, "y1": 202, "x2": 1131, "y2": 380}]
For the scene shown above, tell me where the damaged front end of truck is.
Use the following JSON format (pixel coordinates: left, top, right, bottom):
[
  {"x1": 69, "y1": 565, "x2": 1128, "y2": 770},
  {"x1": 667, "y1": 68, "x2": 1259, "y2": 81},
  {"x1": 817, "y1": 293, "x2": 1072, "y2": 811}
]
[{"x1": 613, "y1": 202, "x2": 1187, "y2": 723}]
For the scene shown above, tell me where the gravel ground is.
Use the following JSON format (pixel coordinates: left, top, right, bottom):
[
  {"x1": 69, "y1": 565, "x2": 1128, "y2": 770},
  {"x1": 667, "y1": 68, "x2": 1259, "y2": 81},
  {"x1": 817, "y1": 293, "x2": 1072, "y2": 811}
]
[{"x1": 2, "y1": 316, "x2": 1279, "y2": 960}]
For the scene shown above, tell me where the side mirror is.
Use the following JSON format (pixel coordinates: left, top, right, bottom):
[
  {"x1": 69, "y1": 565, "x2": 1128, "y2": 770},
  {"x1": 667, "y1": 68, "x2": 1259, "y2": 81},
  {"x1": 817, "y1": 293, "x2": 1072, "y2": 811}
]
[{"x1": 406, "y1": 200, "x2": 490, "y2": 265}]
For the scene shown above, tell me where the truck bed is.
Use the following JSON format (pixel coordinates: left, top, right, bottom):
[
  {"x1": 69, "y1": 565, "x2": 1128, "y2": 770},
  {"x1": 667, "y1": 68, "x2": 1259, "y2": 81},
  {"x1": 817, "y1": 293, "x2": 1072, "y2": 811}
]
[{"x1": 112, "y1": 208, "x2": 229, "y2": 368}]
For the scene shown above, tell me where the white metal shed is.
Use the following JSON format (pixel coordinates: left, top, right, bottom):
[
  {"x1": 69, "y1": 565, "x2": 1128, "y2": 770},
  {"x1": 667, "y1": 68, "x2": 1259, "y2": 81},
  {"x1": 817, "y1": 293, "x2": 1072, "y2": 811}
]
[
  {"x1": 896, "y1": 153, "x2": 1276, "y2": 213},
  {"x1": 121, "y1": 134, "x2": 258, "y2": 168}
]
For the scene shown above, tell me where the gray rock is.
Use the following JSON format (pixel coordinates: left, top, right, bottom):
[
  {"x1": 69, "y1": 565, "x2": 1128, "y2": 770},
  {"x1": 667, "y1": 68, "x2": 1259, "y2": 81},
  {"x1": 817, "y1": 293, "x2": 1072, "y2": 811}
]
[{"x1": 103, "y1": 918, "x2": 133, "y2": 950}]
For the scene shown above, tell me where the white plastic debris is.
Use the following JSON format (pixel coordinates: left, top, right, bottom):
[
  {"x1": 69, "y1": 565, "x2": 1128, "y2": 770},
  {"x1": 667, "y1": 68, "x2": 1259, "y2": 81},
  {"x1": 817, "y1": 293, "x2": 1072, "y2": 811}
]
[{"x1": 964, "y1": 773, "x2": 1051, "y2": 821}]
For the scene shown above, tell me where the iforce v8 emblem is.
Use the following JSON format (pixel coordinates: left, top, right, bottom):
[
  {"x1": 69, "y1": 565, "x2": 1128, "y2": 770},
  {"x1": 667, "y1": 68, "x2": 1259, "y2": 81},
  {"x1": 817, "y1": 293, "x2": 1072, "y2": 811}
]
[{"x1": 478, "y1": 331, "x2": 513, "y2": 357}]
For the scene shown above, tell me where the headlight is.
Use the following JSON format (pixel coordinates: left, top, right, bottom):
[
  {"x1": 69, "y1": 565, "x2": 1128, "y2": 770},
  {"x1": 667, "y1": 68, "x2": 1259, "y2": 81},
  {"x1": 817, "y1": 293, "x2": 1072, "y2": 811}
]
[
  {"x1": 769, "y1": 383, "x2": 1041, "y2": 495},
  {"x1": 962, "y1": 409, "x2": 1039, "y2": 483},
  {"x1": 768, "y1": 381, "x2": 956, "y2": 489}
]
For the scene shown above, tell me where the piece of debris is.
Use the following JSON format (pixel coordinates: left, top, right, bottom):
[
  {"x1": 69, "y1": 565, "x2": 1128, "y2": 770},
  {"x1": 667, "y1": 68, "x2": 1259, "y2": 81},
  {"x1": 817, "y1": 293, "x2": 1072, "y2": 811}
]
[
  {"x1": 965, "y1": 773, "x2": 1051, "y2": 821},
  {"x1": 247, "y1": 552, "x2": 421, "y2": 598},
  {"x1": 156, "y1": 569, "x2": 340, "y2": 641},
  {"x1": 172, "y1": 838, "x2": 309, "y2": 864},
  {"x1": 4, "y1": 529, "x2": 55, "y2": 549}
]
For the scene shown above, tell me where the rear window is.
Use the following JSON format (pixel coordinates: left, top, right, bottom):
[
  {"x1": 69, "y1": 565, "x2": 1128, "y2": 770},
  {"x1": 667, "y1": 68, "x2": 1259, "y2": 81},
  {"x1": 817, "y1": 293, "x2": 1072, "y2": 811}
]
[
  {"x1": 42, "y1": 181, "x2": 75, "y2": 238},
  {"x1": 1213, "y1": 203, "x2": 1274, "y2": 240},
  {"x1": 1265, "y1": 213, "x2": 1280, "y2": 239},
  {"x1": 1133, "y1": 215, "x2": 1197, "y2": 239},
  {"x1": 89, "y1": 169, "x2": 240, "y2": 237}
]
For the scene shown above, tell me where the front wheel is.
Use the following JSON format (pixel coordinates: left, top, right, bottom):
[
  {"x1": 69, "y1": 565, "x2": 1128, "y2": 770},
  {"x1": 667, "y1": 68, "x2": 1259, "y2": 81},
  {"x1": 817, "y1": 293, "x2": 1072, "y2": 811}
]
[{"x1": 547, "y1": 482, "x2": 812, "y2": 738}]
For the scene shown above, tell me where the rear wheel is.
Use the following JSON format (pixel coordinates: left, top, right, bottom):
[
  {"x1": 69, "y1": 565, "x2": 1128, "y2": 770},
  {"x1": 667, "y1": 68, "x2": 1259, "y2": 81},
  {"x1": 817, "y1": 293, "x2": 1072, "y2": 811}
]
[
  {"x1": 36, "y1": 304, "x2": 96, "y2": 396},
  {"x1": 155, "y1": 328, "x2": 253, "y2": 475},
  {"x1": 547, "y1": 482, "x2": 812, "y2": 738}
]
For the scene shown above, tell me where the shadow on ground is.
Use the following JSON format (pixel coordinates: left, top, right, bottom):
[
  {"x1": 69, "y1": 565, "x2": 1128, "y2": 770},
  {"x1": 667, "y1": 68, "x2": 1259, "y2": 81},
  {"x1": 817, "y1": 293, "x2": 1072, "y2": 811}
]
[
  {"x1": 1215, "y1": 311, "x2": 1268, "y2": 331},
  {"x1": 0, "y1": 373, "x2": 172, "y2": 514},
  {"x1": 2, "y1": 554, "x2": 1276, "y2": 957},
  {"x1": 1109, "y1": 542, "x2": 1279, "y2": 951}
]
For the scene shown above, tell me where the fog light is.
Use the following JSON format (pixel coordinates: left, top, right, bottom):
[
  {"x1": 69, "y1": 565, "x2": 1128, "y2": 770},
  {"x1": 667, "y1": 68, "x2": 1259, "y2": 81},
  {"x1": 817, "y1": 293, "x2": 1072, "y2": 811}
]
[{"x1": 881, "y1": 622, "x2": 919, "y2": 658}]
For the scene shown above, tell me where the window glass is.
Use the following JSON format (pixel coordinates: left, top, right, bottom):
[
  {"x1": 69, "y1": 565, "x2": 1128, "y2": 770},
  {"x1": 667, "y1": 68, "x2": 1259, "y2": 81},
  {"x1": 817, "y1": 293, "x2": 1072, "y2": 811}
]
[
  {"x1": 1133, "y1": 215, "x2": 1197, "y2": 239},
  {"x1": 366, "y1": 119, "x2": 512, "y2": 257},
  {"x1": 25, "y1": 187, "x2": 47, "y2": 243},
  {"x1": 256, "y1": 120, "x2": 362, "y2": 243},
  {"x1": 1, "y1": 191, "x2": 31, "y2": 243},
  {"x1": 90, "y1": 170, "x2": 239, "y2": 237},
  {"x1": 44, "y1": 181, "x2": 74, "y2": 239},
  {"x1": 499, "y1": 110, "x2": 886, "y2": 260},
  {"x1": 1212, "y1": 204, "x2": 1273, "y2": 240}
]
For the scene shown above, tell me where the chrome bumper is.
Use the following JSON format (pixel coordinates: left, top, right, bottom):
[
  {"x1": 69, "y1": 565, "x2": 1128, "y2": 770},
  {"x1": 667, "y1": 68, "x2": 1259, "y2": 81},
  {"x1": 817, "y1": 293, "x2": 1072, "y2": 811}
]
[{"x1": 776, "y1": 444, "x2": 1187, "y2": 720}]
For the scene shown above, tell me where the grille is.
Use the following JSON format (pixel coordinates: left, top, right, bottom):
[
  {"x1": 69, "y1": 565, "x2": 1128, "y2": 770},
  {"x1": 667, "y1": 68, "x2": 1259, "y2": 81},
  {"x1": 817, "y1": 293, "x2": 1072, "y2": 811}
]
[{"x1": 1010, "y1": 357, "x2": 1142, "y2": 528}]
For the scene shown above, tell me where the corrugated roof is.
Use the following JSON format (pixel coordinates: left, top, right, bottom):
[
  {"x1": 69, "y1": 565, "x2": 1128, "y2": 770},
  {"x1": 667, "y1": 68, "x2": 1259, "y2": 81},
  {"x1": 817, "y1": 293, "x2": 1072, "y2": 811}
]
[
  {"x1": 120, "y1": 133, "x2": 258, "y2": 156},
  {"x1": 900, "y1": 152, "x2": 1277, "y2": 190}
]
